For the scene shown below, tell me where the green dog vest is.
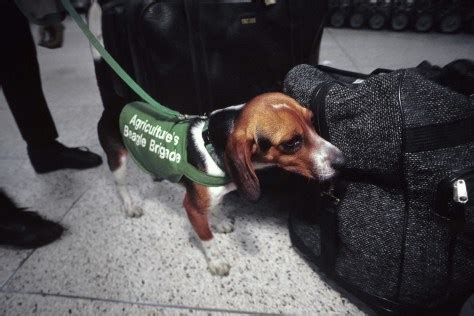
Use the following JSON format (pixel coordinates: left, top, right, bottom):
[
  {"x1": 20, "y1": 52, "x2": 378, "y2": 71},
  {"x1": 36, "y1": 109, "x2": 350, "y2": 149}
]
[{"x1": 119, "y1": 102, "x2": 230, "y2": 186}]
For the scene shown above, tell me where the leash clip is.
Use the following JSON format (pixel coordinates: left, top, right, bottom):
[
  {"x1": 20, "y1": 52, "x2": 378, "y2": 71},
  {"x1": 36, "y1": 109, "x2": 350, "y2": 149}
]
[
  {"x1": 320, "y1": 191, "x2": 341, "y2": 205},
  {"x1": 179, "y1": 114, "x2": 207, "y2": 121},
  {"x1": 320, "y1": 181, "x2": 342, "y2": 205}
]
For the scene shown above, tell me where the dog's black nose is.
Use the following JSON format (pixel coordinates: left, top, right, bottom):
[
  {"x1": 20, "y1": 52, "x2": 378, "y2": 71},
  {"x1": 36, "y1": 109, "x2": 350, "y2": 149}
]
[{"x1": 330, "y1": 150, "x2": 345, "y2": 170}]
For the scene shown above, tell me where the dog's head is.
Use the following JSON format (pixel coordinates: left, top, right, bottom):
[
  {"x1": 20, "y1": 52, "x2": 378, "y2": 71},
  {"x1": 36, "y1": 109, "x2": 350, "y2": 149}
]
[{"x1": 224, "y1": 92, "x2": 344, "y2": 201}]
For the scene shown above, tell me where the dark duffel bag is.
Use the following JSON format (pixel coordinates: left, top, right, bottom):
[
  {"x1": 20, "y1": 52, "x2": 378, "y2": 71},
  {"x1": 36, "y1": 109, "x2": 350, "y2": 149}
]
[
  {"x1": 283, "y1": 60, "x2": 474, "y2": 315},
  {"x1": 98, "y1": 0, "x2": 327, "y2": 114}
]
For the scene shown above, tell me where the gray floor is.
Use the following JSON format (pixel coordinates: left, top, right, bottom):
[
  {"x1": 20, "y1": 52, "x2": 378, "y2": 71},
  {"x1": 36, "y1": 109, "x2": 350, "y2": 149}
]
[{"x1": 0, "y1": 20, "x2": 473, "y2": 315}]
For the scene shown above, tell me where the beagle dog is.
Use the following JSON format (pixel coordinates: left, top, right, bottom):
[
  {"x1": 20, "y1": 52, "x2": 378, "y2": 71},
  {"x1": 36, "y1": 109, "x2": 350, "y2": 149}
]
[
  {"x1": 88, "y1": 2, "x2": 344, "y2": 276},
  {"x1": 98, "y1": 90, "x2": 344, "y2": 275},
  {"x1": 181, "y1": 93, "x2": 344, "y2": 275}
]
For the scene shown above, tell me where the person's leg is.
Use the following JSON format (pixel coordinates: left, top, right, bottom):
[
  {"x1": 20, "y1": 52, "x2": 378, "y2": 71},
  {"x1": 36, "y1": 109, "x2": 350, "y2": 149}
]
[
  {"x1": 0, "y1": 2, "x2": 102, "y2": 173},
  {"x1": 0, "y1": 1, "x2": 58, "y2": 146}
]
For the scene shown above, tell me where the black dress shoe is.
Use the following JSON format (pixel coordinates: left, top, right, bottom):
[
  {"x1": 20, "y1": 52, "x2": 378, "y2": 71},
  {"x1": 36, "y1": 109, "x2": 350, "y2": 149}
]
[
  {"x1": 27, "y1": 141, "x2": 102, "y2": 174},
  {"x1": 0, "y1": 190, "x2": 64, "y2": 249}
]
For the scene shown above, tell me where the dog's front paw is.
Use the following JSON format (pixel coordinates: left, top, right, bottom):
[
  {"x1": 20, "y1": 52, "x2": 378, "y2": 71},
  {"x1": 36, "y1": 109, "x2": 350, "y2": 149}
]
[
  {"x1": 208, "y1": 259, "x2": 231, "y2": 276},
  {"x1": 202, "y1": 239, "x2": 231, "y2": 276},
  {"x1": 124, "y1": 205, "x2": 144, "y2": 218},
  {"x1": 215, "y1": 219, "x2": 234, "y2": 234}
]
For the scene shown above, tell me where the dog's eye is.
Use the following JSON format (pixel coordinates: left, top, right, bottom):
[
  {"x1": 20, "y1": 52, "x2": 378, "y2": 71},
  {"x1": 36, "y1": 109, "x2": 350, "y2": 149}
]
[{"x1": 281, "y1": 135, "x2": 303, "y2": 153}]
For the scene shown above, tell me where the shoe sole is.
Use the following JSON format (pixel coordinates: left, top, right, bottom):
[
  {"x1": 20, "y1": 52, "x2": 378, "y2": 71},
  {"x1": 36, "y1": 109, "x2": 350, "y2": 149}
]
[{"x1": 31, "y1": 159, "x2": 102, "y2": 174}]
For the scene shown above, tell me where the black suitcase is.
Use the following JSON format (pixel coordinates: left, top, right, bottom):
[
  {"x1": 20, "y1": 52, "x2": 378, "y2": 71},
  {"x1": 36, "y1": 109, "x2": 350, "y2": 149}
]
[
  {"x1": 283, "y1": 61, "x2": 474, "y2": 315},
  {"x1": 97, "y1": 0, "x2": 327, "y2": 114}
]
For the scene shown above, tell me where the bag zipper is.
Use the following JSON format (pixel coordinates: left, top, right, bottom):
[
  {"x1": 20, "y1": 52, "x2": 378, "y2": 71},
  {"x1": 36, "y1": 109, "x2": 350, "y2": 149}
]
[
  {"x1": 453, "y1": 179, "x2": 469, "y2": 204},
  {"x1": 434, "y1": 167, "x2": 473, "y2": 224}
]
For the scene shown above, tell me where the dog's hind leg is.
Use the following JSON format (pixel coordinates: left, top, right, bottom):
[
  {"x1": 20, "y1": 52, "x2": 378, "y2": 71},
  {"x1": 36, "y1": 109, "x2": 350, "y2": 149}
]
[
  {"x1": 98, "y1": 112, "x2": 143, "y2": 218},
  {"x1": 94, "y1": 54, "x2": 143, "y2": 218},
  {"x1": 112, "y1": 154, "x2": 143, "y2": 218},
  {"x1": 183, "y1": 191, "x2": 230, "y2": 276}
]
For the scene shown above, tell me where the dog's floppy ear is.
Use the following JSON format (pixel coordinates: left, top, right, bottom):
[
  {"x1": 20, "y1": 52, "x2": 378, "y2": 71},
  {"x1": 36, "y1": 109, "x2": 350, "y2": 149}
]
[{"x1": 224, "y1": 135, "x2": 261, "y2": 202}]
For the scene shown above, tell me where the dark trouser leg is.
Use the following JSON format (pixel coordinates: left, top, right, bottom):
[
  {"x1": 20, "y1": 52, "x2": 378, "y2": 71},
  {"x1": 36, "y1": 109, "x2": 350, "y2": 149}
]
[
  {"x1": 94, "y1": 57, "x2": 131, "y2": 170},
  {"x1": 0, "y1": 2, "x2": 58, "y2": 147}
]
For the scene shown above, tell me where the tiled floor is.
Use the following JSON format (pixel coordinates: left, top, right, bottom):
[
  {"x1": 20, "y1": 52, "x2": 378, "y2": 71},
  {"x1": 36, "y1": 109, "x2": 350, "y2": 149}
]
[{"x1": 1, "y1": 18, "x2": 473, "y2": 315}]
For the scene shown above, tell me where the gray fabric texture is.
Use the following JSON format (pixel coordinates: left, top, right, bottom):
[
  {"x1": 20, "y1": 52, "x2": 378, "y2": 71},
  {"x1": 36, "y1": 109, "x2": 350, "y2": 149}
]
[
  {"x1": 401, "y1": 146, "x2": 474, "y2": 304},
  {"x1": 335, "y1": 182, "x2": 405, "y2": 300},
  {"x1": 324, "y1": 72, "x2": 404, "y2": 177},
  {"x1": 284, "y1": 63, "x2": 474, "y2": 309},
  {"x1": 399, "y1": 71, "x2": 474, "y2": 304}
]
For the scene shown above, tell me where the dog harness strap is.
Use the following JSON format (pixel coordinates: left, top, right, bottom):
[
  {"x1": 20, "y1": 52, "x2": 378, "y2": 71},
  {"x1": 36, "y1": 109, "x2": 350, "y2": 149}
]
[
  {"x1": 120, "y1": 103, "x2": 230, "y2": 187},
  {"x1": 201, "y1": 120, "x2": 214, "y2": 147},
  {"x1": 194, "y1": 119, "x2": 230, "y2": 184},
  {"x1": 181, "y1": 163, "x2": 230, "y2": 186},
  {"x1": 202, "y1": 129, "x2": 211, "y2": 146},
  {"x1": 60, "y1": 0, "x2": 182, "y2": 121},
  {"x1": 201, "y1": 121, "x2": 226, "y2": 171},
  {"x1": 184, "y1": 119, "x2": 229, "y2": 185}
]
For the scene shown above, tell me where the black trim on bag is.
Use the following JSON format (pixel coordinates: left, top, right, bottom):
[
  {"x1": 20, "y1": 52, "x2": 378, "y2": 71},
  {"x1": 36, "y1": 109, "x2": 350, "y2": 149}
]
[
  {"x1": 370, "y1": 68, "x2": 393, "y2": 75},
  {"x1": 315, "y1": 65, "x2": 370, "y2": 80},
  {"x1": 308, "y1": 79, "x2": 346, "y2": 276},
  {"x1": 395, "y1": 70, "x2": 410, "y2": 302},
  {"x1": 405, "y1": 117, "x2": 474, "y2": 153},
  {"x1": 306, "y1": 72, "x2": 349, "y2": 277},
  {"x1": 310, "y1": 82, "x2": 334, "y2": 140},
  {"x1": 313, "y1": 65, "x2": 394, "y2": 85},
  {"x1": 319, "y1": 180, "x2": 348, "y2": 275}
]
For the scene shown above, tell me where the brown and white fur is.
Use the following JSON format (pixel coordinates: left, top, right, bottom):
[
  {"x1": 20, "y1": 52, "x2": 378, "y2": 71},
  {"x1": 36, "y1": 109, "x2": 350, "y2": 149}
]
[{"x1": 88, "y1": 2, "x2": 344, "y2": 276}]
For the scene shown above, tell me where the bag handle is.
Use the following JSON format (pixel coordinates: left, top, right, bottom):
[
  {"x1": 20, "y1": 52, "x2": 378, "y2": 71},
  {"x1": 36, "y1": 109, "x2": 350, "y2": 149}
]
[
  {"x1": 60, "y1": 0, "x2": 183, "y2": 121},
  {"x1": 318, "y1": 180, "x2": 348, "y2": 275}
]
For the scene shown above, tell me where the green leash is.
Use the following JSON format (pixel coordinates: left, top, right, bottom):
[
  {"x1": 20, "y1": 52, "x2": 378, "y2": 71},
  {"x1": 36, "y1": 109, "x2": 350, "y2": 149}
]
[
  {"x1": 61, "y1": 0, "x2": 230, "y2": 186},
  {"x1": 60, "y1": 0, "x2": 181, "y2": 120}
]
